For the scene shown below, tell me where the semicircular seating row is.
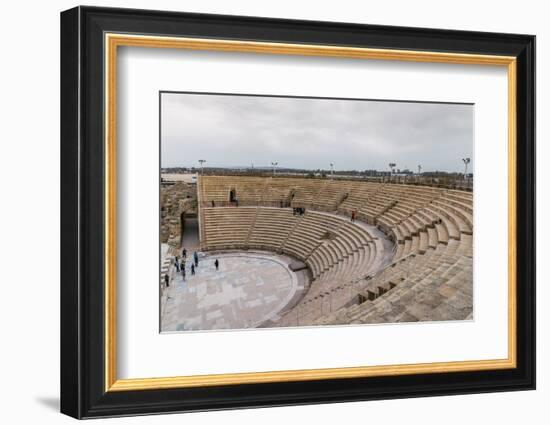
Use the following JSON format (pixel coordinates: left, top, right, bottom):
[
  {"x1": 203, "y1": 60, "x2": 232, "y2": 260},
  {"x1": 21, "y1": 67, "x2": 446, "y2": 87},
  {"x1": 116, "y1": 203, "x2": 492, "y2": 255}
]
[
  {"x1": 202, "y1": 207, "x2": 384, "y2": 283},
  {"x1": 198, "y1": 176, "x2": 473, "y2": 325}
]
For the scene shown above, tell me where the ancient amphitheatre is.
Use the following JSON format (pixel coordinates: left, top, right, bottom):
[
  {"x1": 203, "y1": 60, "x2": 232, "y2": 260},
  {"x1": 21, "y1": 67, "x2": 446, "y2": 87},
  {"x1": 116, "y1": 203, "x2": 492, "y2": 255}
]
[{"x1": 160, "y1": 173, "x2": 473, "y2": 332}]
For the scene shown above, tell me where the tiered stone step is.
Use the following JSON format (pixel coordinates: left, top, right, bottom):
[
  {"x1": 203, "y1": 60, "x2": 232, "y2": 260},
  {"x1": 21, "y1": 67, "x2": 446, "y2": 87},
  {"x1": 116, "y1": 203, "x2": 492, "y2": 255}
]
[{"x1": 197, "y1": 176, "x2": 473, "y2": 326}]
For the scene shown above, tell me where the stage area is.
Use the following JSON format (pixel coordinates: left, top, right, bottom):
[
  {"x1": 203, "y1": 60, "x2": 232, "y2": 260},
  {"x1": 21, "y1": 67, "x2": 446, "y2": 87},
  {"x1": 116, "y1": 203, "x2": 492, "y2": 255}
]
[{"x1": 161, "y1": 252, "x2": 308, "y2": 332}]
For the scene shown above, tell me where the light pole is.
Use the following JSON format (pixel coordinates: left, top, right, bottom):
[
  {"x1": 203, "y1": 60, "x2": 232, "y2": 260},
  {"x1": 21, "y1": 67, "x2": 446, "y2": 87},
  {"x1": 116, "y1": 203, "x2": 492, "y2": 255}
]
[
  {"x1": 271, "y1": 161, "x2": 278, "y2": 176},
  {"x1": 388, "y1": 162, "x2": 396, "y2": 182},
  {"x1": 329, "y1": 163, "x2": 334, "y2": 179},
  {"x1": 198, "y1": 159, "x2": 206, "y2": 175},
  {"x1": 462, "y1": 158, "x2": 471, "y2": 179}
]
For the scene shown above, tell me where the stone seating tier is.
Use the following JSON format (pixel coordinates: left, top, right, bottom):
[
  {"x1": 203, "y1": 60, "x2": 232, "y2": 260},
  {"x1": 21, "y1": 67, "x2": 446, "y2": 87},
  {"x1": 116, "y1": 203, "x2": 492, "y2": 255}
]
[{"x1": 197, "y1": 176, "x2": 473, "y2": 326}]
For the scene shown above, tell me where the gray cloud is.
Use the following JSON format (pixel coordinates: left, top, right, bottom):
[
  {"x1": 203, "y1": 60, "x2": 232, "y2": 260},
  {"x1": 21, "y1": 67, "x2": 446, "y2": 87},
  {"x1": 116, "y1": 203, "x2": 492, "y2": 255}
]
[{"x1": 161, "y1": 92, "x2": 473, "y2": 173}]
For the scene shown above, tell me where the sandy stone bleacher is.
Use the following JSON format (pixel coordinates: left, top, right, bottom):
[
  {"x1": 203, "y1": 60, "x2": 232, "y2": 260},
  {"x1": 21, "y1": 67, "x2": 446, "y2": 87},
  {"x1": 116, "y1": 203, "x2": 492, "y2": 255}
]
[
  {"x1": 200, "y1": 176, "x2": 289, "y2": 207},
  {"x1": 200, "y1": 176, "x2": 367, "y2": 211},
  {"x1": 201, "y1": 206, "x2": 385, "y2": 325},
  {"x1": 198, "y1": 175, "x2": 473, "y2": 325},
  {"x1": 202, "y1": 207, "x2": 257, "y2": 249},
  {"x1": 202, "y1": 207, "x2": 380, "y2": 280},
  {"x1": 311, "y1": 190, "x2": 473, "y2": 324},
  {"x1": 314, "y1": 238, "x2": 473, "y2": 324}
]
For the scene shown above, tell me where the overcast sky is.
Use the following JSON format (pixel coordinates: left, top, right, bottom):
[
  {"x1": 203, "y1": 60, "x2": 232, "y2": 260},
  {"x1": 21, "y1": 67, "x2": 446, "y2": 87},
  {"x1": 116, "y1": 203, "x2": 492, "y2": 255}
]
[{"x1": 161, "y1": 92, "x2": 473, "y2": 173}]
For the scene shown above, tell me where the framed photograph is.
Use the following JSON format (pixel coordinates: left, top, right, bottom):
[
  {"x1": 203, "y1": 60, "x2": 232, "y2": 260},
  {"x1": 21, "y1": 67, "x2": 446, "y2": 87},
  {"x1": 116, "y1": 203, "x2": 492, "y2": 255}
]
[{"x1": 60, "y1": 6, "x2": 535, "y2": 419}]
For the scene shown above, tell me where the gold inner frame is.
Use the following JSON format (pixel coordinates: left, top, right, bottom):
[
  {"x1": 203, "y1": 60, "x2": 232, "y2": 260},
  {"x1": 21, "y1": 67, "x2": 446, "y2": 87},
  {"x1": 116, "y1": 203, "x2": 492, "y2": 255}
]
[{"x1": 104, "y1": 33, "x2": 517, "y2": 392}]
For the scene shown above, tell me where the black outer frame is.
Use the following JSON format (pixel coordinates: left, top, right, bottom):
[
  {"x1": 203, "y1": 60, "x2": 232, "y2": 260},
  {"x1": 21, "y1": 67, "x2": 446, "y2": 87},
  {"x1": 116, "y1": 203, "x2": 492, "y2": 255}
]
[{"x1": 60, "y1": 6, "x2": 536, "y2": 419}]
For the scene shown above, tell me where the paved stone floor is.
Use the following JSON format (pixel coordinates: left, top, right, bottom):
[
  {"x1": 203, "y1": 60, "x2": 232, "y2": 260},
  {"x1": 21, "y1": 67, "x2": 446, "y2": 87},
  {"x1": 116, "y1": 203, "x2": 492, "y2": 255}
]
[{"x1": 161, "y1": 252, "x2": 304, "y2": 332}]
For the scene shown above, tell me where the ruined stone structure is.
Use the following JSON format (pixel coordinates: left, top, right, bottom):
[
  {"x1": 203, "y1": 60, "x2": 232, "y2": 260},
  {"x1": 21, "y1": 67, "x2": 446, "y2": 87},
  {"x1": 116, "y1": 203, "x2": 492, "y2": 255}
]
[{"x1": 160, "y1": 182, "x2": 197, "y2": 251}]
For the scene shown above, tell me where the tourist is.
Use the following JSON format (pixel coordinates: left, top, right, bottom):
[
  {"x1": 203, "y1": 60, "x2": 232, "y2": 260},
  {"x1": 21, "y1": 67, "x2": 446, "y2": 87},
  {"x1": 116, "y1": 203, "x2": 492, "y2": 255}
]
[
  {"x1": 351, "y1": 210, "x2": 356, "y2": 222},
  {"x1": 215, "y1": 259, "x2": 219, "y2": 271},
  {"x1": 194, "y1": 251, "x2": 199, "y2": 267},
  {"x1": 164, "y1": 274, "x2": 169, "y2": 288},
  {"x1": 181, "y1": 266, "x2": 186, "y2": 281},
  {"x1": 182, "y1": 247, "x2": 187, "y2": 259},
  {"x1": 174, "y1": 256, "x2": 180, "y2": 272},
  {"x1": 191, "y1": 263, "x2": 195, "y2": 275}
]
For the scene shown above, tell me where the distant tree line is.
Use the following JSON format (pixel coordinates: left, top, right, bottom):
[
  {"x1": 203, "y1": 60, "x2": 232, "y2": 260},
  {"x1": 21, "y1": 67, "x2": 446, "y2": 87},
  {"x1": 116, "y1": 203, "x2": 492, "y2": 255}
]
[{"x1": 161, "y1": 167, "x2": 473, "y2": 179}]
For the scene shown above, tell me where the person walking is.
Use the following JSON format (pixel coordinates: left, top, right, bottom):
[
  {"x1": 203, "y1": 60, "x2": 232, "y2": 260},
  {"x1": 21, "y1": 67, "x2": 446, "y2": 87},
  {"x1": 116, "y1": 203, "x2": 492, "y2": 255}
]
[
  {"x1": 191, "y1": 263, "x2": 195, "y2": 275},
  {"x1": 214, "y1": 259, "x2": 219, "y2": 271},
  {"x1": 182, "y1": 248, "x2": 187, "y2": 259},
  {"x1": 174, "y1": 256, "x2": 180, "y2": 272},
  {"x1": 194, "y1": 251, "x2": 199, "y2": 267},
  {"x1": 181, "y1": 266, "x2": 186, "y2": 281},
  {"x1": 164, "y1": 273, "x2": 169, "y2": 288}
]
